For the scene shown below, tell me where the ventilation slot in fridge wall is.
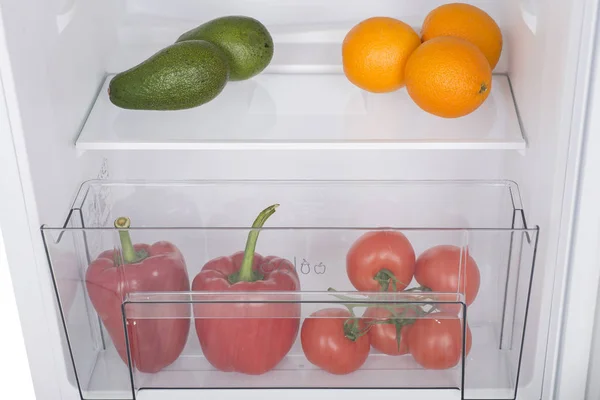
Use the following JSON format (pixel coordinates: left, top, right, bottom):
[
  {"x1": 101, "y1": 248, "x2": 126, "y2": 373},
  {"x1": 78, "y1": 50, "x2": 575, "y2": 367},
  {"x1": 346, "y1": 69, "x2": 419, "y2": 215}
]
[{"x1": 41, "y1": 180, "x2": 538, "y2": 400}]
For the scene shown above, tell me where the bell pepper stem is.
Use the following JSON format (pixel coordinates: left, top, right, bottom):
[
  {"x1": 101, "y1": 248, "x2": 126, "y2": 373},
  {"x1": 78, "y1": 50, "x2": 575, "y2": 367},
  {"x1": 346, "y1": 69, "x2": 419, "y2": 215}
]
[
  {"x1": 114, "y1": 217, "x2": 148, "y2": 264},
  {"x1": 236, "y1": 204, "x2": 279, "y2": 282}
]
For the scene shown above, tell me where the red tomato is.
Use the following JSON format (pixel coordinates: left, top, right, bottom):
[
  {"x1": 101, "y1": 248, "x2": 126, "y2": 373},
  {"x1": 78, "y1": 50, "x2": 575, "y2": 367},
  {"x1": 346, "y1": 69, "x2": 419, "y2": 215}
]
[
  {"x1": 301, "y1": 308, "x2": 370, "y2": 374},
  {"x1": 364, "y1": 306, "x2": 414, "y2": 355},
  {"x1": 415, "y1": 245, "x2": 481, "y2": 311},
  {"x1": 346, "y1": 231, "x2": 416, "y2": 292},
  {"x1": 407, "y1": 312, "x2": 472, "y2": 370}
]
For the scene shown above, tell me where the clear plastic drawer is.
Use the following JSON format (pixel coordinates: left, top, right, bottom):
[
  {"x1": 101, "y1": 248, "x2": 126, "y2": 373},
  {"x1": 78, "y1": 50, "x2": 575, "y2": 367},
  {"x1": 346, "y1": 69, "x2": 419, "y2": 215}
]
[{"x1": 41, "y1": 180, "x2": 538, "y2": 400}]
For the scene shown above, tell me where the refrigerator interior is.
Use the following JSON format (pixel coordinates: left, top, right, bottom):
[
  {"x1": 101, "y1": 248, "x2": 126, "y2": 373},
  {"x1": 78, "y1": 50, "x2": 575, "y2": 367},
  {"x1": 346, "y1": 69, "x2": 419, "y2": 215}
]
[{"x1": 0, "y1": 0, "x2": 596, "y2": 399}]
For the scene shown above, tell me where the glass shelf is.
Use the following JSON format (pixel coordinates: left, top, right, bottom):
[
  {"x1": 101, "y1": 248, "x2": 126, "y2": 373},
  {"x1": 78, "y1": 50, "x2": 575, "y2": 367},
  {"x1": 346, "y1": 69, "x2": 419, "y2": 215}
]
[{"x1": 76, "y1": 74, "x2": 524, "y2": 151}]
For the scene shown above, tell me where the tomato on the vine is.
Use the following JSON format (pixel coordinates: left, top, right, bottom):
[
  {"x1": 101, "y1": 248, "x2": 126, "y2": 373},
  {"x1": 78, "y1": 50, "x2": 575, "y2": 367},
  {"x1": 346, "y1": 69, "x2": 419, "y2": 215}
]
[
  {"x1": 301, "y1": 308, "x2": 370, "y2": 374},
  {"x1": 415, "y1": 245, "x2": 480, "y2": 311},
  {"x1": 346, "y1": 231, "x2": 416, "y2": 292},
  {"x1": 407, "y1": 312, "x2": 472, "y2": 370},
  {"x1": 364, "y1": 306, "x2": 415, "y2": 355}
]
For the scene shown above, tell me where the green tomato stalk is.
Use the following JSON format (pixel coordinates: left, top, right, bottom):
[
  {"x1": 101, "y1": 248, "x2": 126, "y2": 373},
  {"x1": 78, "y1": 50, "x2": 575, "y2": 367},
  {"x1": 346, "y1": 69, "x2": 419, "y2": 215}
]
[{"x1": 327, "y1": 288, "x2": 433, "y2": 347}]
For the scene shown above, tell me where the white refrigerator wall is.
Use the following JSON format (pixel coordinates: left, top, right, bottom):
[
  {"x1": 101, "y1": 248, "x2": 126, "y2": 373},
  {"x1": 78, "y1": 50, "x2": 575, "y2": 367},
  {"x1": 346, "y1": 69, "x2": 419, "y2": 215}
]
[{"x1": 0, "y1": 0, "x2": 596, "y2": 399}]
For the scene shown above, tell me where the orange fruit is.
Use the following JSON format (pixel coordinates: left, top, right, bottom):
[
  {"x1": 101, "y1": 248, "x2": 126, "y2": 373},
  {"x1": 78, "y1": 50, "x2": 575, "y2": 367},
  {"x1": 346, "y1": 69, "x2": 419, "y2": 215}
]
[
  {"x1": 421, "y1": 3, "x2": 503, "y2": 69},
  {"x1": 342, "y1": 17, "x2": 421, "y2": 93},
  {"x1": 404, "y1": 36, "x2": 492, "y2": 118}
]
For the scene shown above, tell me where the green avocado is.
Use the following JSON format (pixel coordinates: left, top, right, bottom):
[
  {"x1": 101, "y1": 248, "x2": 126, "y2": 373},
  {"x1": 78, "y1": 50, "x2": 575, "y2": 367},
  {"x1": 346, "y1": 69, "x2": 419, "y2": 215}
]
[
  {"x1": 108, "y1": 40, "x2": 229, "y2": 110},
  {"x1": 176, "y1": 16, "x2": 274, "y2": 81}
]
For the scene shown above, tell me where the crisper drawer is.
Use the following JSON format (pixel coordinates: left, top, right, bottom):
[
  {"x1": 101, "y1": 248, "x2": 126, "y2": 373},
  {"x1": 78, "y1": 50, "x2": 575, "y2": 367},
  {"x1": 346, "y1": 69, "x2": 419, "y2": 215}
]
[{"x1": 40, "y1": 180, "x2": 538, "y2": 400}]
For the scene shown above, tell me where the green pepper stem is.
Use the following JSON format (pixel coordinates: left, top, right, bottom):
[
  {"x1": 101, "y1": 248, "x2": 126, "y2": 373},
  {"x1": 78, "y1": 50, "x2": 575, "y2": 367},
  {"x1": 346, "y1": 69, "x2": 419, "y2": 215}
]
[
  {"x1": 114, "y1": 217, "x2": 148, "y2": 264},
  {"x1": 236, "y1": 204, "x2": 279, "y2": 282},
  {"x1": 115, "y1": 217, "x2": 136, "y2": 263}
]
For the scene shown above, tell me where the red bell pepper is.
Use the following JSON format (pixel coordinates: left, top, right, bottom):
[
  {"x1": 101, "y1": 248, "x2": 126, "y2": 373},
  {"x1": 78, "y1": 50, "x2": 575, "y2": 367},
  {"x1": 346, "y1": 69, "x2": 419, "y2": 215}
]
[
  {"x1": 192, "y1": 204, "x2": 301, "y2": 375},
  {"x1": 85, "y1": 217, "x2": 190, "y2": 373}
]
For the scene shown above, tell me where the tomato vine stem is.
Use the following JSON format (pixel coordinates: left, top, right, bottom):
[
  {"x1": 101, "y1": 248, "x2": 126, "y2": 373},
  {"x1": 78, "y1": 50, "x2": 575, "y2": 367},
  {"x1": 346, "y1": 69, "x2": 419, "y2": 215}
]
[
  {"x1": 327, "y1": 288, "x2": 435, "y2": 344},
  {"x1": 373, "y1": 268, "x2": 405, "y2": 291}
]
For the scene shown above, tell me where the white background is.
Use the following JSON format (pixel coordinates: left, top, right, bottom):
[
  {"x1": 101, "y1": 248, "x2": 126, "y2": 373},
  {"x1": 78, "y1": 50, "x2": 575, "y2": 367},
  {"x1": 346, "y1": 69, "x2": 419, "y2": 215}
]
[{"x1": 0, "y1": 226, "x2": 37, "y2": 400}]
